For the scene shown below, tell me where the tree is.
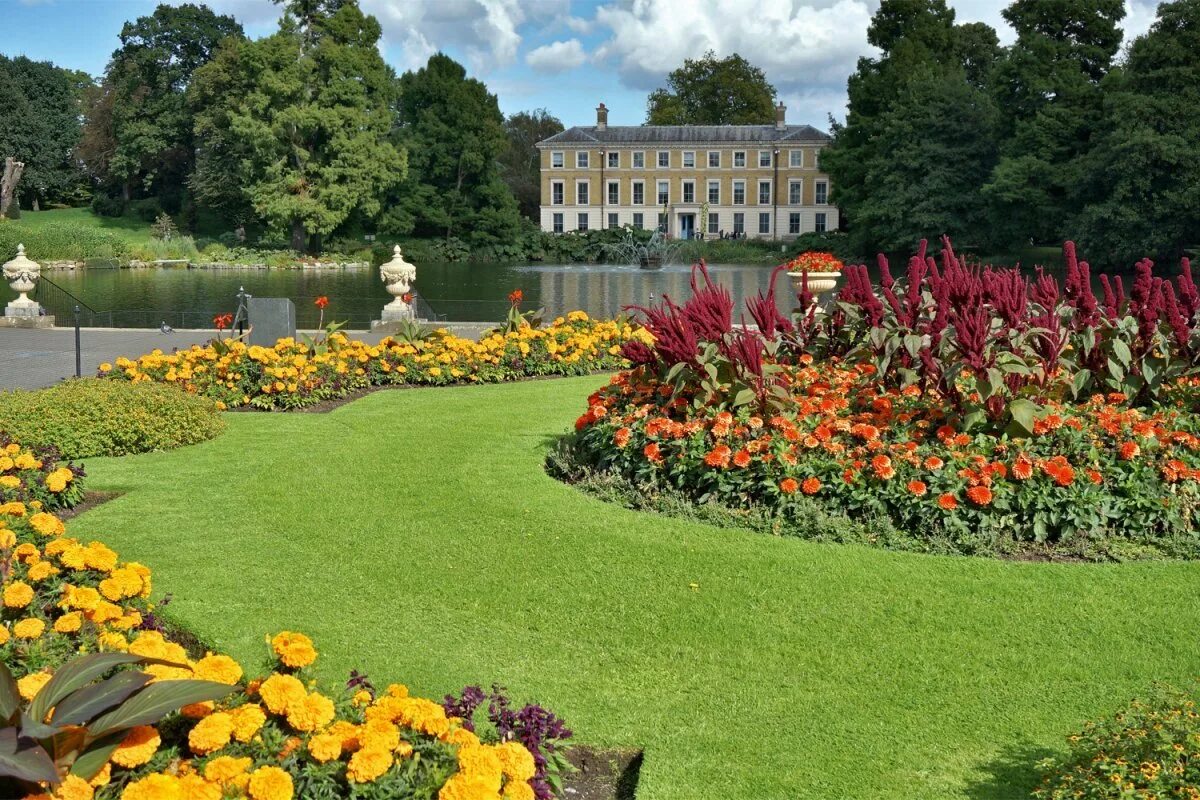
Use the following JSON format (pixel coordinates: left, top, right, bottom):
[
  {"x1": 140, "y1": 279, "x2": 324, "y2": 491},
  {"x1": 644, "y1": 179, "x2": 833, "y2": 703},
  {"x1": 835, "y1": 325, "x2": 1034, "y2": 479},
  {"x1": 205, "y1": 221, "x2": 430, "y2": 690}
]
[
  {"x1": 1075, "y1": 0, "x2": 1200, "y2": 265},
  {"x1": 81, "y1": 3, "x2": 242, "y2": 212},
  {"x1": 821, "y1": 0, "x2": 999, "y2": 253},
  {"x1": 645, "y1": 51, "x2": 776, "y2": 125},
  {"x1": 501, "y1": 109, "x2": 563, "y2": 220},
  {"x1": 387, "y1": 53, "x2": 520, "y2": 246},
  {"x1": 190, "y1": 0, "x2": 405, "y2": 252},
  {"x1": 983, "y1": 0, "x2": 1124, "y2": 247},
  {"x1": 0, "y1": 55, "x2": 90, "y2": 209}
]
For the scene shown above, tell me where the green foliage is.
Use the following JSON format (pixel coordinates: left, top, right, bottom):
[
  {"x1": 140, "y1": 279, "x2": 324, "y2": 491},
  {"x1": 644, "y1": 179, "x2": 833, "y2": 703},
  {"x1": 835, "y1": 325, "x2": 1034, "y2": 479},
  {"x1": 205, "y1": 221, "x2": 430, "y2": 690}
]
[
  {"x1": 645, "y1": 51, "x2": 776, "y2": 125},
  {"x1": 500, "y1": 109, "x2": 564, "y2": 220},
  {"x1": 190, "y1": 0, "x2": 404, "y2": 252},
  {"x1": 0, "y1": 379, "x2": 225, "y2": 458},
  {"x1": 0, "y1": 220, "x2": 130, "y2": 262},
  {"x1": 1034, "y1": 682, "x2": 1200, "y2": 798},
  {"x1": 0, "y1": 654, "x2": 232, "y2": 794}
]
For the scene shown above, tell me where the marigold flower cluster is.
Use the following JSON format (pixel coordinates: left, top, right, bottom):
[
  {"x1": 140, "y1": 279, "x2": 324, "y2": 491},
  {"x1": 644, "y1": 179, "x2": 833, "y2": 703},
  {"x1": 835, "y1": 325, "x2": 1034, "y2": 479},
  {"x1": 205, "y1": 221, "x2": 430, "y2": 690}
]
[
  {"x1": 0, "y1": 501, "x2": 550, "y2": 800},
  {"x1": 0, "y1": 436, "x2": 84, "y2": 511},
  {"x1": 570, "y1": 362, "x2": 1200, "y2": 558},
  {"x1": 98, "y1": 313, "x2": 652, "y2": 411}
]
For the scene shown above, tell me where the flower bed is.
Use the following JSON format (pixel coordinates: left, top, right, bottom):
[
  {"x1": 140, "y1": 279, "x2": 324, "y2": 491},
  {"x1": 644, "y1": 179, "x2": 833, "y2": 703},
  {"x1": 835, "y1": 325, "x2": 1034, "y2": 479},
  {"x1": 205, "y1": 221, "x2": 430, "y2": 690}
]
[
  {"x1": 99, "y1": 313, "x2": 651, "y2": 411},
  {"x1": 564, "y1": 242, "x2": 1200, "y2": 559},
  {"x1": 0, "y1": 435, "x2": 85, "y2": 511},
  {"x1": 0, "y1": 501, "x2": 569, "y2": 800}
]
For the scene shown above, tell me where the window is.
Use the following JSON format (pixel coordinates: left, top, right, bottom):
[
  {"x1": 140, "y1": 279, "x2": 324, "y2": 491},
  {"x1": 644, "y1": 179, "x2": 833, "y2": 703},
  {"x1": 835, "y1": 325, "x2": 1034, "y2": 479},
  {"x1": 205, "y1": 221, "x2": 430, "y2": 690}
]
[
  {"x1": 577, "y1": 212, "x2": 589, "y2": 231},
  {"x1": 733, "y1": 180, "x2": 745, "y2": 205},
  {"x1": 608, "y1": 212, "x2": 619, "y2": 229},
  {"x1": 759, "y1": 212, "x2": 771, "y2": 234},
  {"x1": 607, "y1": 151, "x2": 619, "y2": 168},
  {"x1": 815, "y1": 212, "x2": 827, "y2": 233},
  {"x1": 632, "y1": 181, "x2": 644, "y2": 205},
  {"x1": 633, "y1": 212, "x2": 644, "y2": 229},
  {"x1": 789, "y1": 150, "x2": 803, "y2": 168},
  {"x1": 708, "y1": 212, "x2": 719, "y2": 234},
  {"x1": 682, "y1": 180, "x2": 695, "y2": 204},
  {"x1": 759, "y1": 150, "x2": 772, "y2": 167},
  {"x1": 551, "y1": 181, "x2": 564, "y2": 205},
  {"x1": 551, "y1": 151, "x2": 564, "y2": 168},
  {"x1": 552, "y1": 213, "x2": 564, "y2": 233},
  {"x1": 815, "y1": 181, "x2": 828, "y2": 205},
  {"x1": 707, "y1": 180, "x2": 720, "y2": 204},
  {"x1": 657, "y1": 151, "x2": 670, "y2": 168},
  {"x1": 708, "y1": 151, "x2": 720, "y2": 168},
  {"x1": 576, "y1": 151, "x2": 589, "y2": 168},
  {"x1": 607, "y1": 181, "x2": 619, "y2": 205},
  {"x1": 733, "y1": 151, "x2": 746, "y2": 168},
  {"x1": 733, "y1": 212, "x2": 745, "y2": 234},
  {"x1": 788, "y1": 180, "x2": 802, "y2": 205},
  {"x1": 758, "y1": 180, "x2": 771, "y2": 205},
  {"x1": 788, "y1": 212, "x2": 801, "y2": 234},
  {"x1": 576, "y1": 181, "x2": 589, "y2": 205},
  {"x1": 656, "y1": 180, "x2": 669, "y2": 205},
  {"x1": 633, "y1": 151, "x2": 645, "y2": 168},
  {"x1": 683, "y1": 151, "x2": 695, "y2": 168}
]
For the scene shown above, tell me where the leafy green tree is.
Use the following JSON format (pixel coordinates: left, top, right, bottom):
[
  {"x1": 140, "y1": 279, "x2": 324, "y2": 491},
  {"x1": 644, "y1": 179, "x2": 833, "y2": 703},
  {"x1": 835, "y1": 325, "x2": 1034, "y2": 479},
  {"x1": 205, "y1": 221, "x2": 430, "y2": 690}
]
[
  {"x1": 983, "y1": 0, "x2": 1124, "y2": 247},
  {"x1": 645, "y1": 51, "x2": 776, "y2": 125},
  {"x1": 501, "y1": 109, "x2": 563, "y2": 220},
  {"x1": 81, "y1": 3, "x2": 242, "y2": 212},
  {"x1": 822, "y1": 0, "x2": 999, "y2": 253},
  {"x1": 1075, "y1": 0, "x2": 1200, "y2": 265},
  {"x1": 387, "y1": 53, "x2": 520, "y2": 247},
  {"x1": 190, "y1": 0, "x2": 405, "y2": 252},
  {"x1": 0, "y1": 56, "x2": 90, "y2": 208}
]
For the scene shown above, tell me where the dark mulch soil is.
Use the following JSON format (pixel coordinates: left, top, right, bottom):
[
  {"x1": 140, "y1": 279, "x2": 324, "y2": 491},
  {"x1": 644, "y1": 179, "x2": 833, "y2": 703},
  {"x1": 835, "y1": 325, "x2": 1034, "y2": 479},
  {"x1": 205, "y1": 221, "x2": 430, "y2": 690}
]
[
  {"x1": 564, "y1": 747, "x2": 644, "y2": 800},
  {"x1": 55, "y1": 490, "x2": 122, "y2": 521}
]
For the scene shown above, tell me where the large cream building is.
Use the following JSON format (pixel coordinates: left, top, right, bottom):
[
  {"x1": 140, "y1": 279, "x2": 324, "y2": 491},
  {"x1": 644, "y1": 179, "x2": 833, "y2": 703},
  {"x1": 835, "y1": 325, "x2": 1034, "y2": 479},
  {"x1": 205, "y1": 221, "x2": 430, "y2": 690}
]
[{"x1": 535, "y1": 102, "x2": 839, "y2": 240}]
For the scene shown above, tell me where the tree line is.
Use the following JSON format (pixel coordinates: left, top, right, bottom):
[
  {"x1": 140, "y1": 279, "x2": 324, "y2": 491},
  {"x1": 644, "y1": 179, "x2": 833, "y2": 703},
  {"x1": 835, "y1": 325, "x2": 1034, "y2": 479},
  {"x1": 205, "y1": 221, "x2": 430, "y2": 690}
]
[{"x1": 0, "y1": 0, "x2": 564, "y2": 253}]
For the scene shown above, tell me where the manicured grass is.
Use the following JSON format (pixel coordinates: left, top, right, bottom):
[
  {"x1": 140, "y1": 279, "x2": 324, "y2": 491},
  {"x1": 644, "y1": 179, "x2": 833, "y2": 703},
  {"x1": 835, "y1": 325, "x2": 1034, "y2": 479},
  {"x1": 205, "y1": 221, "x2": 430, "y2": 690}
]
[
  {"x1": 12, "y1": 207, "x2": 159, "y2": 246},
  {"x1": 74, "y1": 377, "x2": 1200, "y2": 799}
]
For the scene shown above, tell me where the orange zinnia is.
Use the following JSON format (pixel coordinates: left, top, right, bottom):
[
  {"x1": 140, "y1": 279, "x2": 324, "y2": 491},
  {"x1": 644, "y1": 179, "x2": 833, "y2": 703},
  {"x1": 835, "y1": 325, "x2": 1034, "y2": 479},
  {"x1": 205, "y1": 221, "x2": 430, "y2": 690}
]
[
  {"x1": 801, "y1": 477, "x2": 821, "y2": 495},
  {"x1": 733, "y1": 449, "x2": 752, "y2": 468},
  {"x1": 780, "y1": 478, "x2": 799, "y2": 494},
  {"x1": 923, "y1": 456, "x2": 944, "y2": 470},
  {"x1": 937, "y1": 493, "x2": 958, "y2": 510},
  {"x1": 1012, "y1": 457, "x2": 1033, "y2": 480},
  {"x1": 1118, "y1": 441, "x2": 1140, "y2": 460},
  {"x1": 614, "y1": 428, "x2": 631, "y2": 448},
  {"x1": 907, "y1": 480, "x2": 927, "y2": 496},
  {"x1": 643, "y1": 443, "x2": 662, "y2": 463},
  {"x1": 966, "y1": 485, "x2": 993, "y2": 505},
  {"x1": 704, "y1": 445, "x2": 732, "y2": 469}
]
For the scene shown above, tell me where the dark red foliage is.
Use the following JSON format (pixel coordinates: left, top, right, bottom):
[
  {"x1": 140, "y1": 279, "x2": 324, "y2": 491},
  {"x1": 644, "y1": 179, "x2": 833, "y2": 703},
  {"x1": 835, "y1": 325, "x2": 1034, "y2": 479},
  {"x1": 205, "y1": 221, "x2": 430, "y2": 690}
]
[{"x1": 744, "y1": 265, "x2": 795, "y2": 339}]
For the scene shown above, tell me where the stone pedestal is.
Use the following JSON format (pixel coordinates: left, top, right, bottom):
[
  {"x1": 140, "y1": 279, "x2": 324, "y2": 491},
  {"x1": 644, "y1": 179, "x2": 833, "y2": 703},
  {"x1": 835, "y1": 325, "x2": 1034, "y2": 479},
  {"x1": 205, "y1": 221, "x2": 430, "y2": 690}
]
[
  {"x1": 4, "y1": 244, "x2": 44, "y2": 325},
  {"x1": 0, "y1": 313, "x2": 54, "y2": 328},
  {"x1": 380, "y1": 302, "x2": 416, "y2": 323}
]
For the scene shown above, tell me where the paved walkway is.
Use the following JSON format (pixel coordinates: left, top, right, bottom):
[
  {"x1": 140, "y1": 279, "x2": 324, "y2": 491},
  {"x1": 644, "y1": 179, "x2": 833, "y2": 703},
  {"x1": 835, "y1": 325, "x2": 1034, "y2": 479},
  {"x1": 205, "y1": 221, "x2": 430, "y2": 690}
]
[{"x1": 0, "y1": 323, "x2": 494, "y2": 390}]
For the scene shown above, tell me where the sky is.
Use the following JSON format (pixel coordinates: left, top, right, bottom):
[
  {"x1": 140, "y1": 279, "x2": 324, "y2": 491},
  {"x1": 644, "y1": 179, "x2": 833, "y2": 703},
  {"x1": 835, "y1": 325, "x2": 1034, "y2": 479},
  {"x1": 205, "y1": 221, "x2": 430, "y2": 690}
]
[{"x1": 0, "y1": 0, "x2": 1163, "y2": 129}]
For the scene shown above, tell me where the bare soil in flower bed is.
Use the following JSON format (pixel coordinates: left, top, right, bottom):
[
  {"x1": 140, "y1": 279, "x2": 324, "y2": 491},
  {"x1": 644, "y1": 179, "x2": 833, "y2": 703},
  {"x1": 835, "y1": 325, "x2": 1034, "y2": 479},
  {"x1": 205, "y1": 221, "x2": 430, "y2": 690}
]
[
  {"x1": 563, "y1": 746, "x2": 644, "y2": 800},
  {"x1": 54, "y1": 489, "x2": 122, "y2": 520}
]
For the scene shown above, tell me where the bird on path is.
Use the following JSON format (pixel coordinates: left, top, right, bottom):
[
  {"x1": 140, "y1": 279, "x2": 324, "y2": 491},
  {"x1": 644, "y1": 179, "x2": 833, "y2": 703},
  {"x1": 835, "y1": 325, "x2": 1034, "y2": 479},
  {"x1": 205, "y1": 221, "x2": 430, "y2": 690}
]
[{"x1": 159, "y1": 321, "x2": 174, "y2": 334}]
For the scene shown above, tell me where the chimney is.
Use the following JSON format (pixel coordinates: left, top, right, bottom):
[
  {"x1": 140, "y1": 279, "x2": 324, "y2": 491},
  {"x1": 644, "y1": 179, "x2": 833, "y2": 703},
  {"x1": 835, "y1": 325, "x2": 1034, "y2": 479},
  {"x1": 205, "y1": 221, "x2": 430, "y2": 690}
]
[
  {"x1": 596, "y1": 102, "x2": 608, "y2": 132},
  {"x1": 775, "y1": 102, "x2": 786, "y2": 132}
]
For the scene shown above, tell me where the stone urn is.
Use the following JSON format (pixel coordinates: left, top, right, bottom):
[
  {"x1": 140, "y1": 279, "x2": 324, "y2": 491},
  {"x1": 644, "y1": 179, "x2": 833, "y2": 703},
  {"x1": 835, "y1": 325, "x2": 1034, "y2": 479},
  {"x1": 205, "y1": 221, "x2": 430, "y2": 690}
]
[
  {"x1": 788, "y1": 270, "x2": 842, "y2": 298},
  {"x1": 3, "y1": 244, "x2": 41, "y2": 318},
  {"x1": 379, "y1": 245, "x2": 416, "y2": 322}
]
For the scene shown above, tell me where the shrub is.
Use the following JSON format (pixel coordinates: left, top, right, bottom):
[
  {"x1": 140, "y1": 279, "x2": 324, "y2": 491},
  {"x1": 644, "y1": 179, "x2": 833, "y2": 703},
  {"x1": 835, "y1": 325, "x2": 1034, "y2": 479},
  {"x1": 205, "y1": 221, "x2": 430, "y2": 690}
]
[
  {"x1": 0, "y1": 220, "x2": 130, "y2": 261},
  {"x1": 128, "y1": 197, "x2": 162, "y2": 223},
  {"x1": 1034, "y1": 683, "x2": 1200, "y2": 798},
  {"x1": 89, "y1": 193, "x2": 124, "y2": 218},
  {"x1": 0, "y1": 379, "x2": 225, "y2": 458},
  {"x1": 0, "y1": 435, "x2": 84, "y2": 510}
]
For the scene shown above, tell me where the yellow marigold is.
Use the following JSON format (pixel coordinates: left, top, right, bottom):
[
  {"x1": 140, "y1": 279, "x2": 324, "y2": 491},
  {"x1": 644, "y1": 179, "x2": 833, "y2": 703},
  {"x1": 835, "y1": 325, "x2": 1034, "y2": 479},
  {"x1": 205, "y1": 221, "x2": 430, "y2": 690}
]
[
  {"x1": 27, "y1": 560, "x2": 57, "y2": 582},
  {"x1": 502, "y1": 780, "x2": 535, "y2": 800},
  {"x1": 54, "y1": 774, "x2": 94, "y2": 800},
  {"x1": 61, "y1": 585, "x2": 101, "y2": 612},
  {"x1": 359, "y1": 718, "x2": 400, "y2": 752},
  {"x1": 442, "y1": 726, "x2": 481, "y2": 748},
  {"x1": 203, "y1": 755, "x2": 252, "y2": 788},
  {"x1": 230, "y1": 703, "x2": 266, "y2": 742},
  {"x1": 110, "y1": 725, "x2": 161, "y2": 768},
  {"x1": 120, "y1": 773, "x2": 181, "y2": 800},
  {"x1": 270, "y1": 631, "x2": 317, "y2": 669},
  {"x1": 352, "y1": 689, "x2": 372, "y2": 707},
  {"x1": 188, "y1": 711, "x2": 234, "y2": 755},
  {"x1": 0, "y1": 626, "x2": 7, "y2": 645},
  {"x1": 3, "y1": 581, "x2": 33, "y2": 608},
  {"x1": 177, "y1": 773, "x2": 221, "y2": 800},
  {"x1": 394, "y1": 697, "x2": 450, "y2": 737},
  {"x1": 307, "y1": 731, "x2": 343, "y2": 763},
  {"x1": 495, "y1": 742, "x2": 536, "y2": 782},
  {"x1": 439, "y1": 773, "x2": 503, "y2": 800},
  {"x1": 258, "y1": 673, "x2": 306, "y2": 715},
  {"x1": 52, "y1": 611, "x2": 83, "y2": 634},
  {"x1": 193, "y1": 654, "x2": 242, "y2": 685},
  {"x1": 456, "y1": 745, "x2": 504, "y2": 792},
  {"x1": 247, "y1": 765, "x2": 293, "y2": 800},
  {"x1": 29, "y1": 512, "x2": 64, "y2": 537},
  {"x1": 82, "y1": 542, "x2": 118, "y2": 572},
  {"x1": 326, "y1": 720, "x2": 360, "y2": 750},
  {"x1": 17, "y1": 671, "x2": 52, "y2": 702},
  {"x1": 97, "y1": 631, "x2": 128, "y2": 652},
  {"x1": 13, "y1": 618, "x2": 45, "y2": 640},
  {"x1": 89, "y1": 762, "x2": 111, "y2": 787},
  {"x1": 285, "y1": 691, "x2": 335, "y2": 733},
  {"x1": 129, "y1": 631, "x2": 188, "y2": 663},
  {"x1": 0, "y1": 528, "x2": 14, "y2": 549},
  {"x1": 347, "y1": 746, "x2": 394, "y2": 783}
]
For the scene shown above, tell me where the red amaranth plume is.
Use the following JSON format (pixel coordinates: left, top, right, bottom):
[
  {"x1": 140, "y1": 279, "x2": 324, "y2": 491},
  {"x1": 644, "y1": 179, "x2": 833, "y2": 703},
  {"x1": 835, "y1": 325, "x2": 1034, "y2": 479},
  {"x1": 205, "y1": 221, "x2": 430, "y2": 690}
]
[
  {"x1": 950, "y1": 304, "x2": 991, "y2": 370},
  {"x1": 839, "y1": 264, "x2": 885, "y2": 326},
  {"x1": 1176, "y1": 257, "x2": 1200, "y2": 321},
  {"x1": 626, "y1": 295, "x2": 700, "y2": 368},
  {"x1": 744, "y1": 264, "x2": 795, "y2": 339},
  {"x1": 1161, "y1": 281, "x2": 1192, "y2": 354},
  {"x1": 878, "y1": 253, "x2": 895, "y2": 291},
  {"x1": 985, "y1": 267, "x2": 1028, "y2": 330},
  {"x1": 681, "y1": 259, "x2": 733, "y2": 342},
  {"x1": 1062, "y1": 242, "x2": 1101, "y2": 329}
]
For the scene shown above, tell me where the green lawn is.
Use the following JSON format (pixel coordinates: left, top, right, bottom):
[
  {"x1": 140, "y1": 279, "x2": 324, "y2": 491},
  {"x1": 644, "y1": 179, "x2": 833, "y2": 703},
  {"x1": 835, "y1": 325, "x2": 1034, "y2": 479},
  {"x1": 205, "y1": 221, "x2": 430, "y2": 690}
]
[
  {"x1": 72, "y1": 377, "x2": 1200, "y2": 800},
  {"x1": 11, "y1": 207, "x2": 159, "y2": 246}
]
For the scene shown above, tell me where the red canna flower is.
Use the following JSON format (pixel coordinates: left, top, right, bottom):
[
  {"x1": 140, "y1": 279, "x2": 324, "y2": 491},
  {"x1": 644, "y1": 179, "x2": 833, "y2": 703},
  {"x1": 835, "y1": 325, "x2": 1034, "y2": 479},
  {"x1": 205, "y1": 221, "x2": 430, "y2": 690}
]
[
  {"x1": 402, "y1": 293, "x2": 414, "y2": 304},
  {"x1": 508, "y1": 289, "x2": 523, "y2": 306},
  {"x1": 314, "y1": 296, "x2": 329, "y2": 309}
]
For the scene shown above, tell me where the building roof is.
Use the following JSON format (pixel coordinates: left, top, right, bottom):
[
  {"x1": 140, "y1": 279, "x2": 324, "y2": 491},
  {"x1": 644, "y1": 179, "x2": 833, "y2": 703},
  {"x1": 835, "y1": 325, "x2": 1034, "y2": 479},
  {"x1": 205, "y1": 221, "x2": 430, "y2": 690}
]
[{"x1": 537, "y1": 124, "x2": 830, "y2": 147}]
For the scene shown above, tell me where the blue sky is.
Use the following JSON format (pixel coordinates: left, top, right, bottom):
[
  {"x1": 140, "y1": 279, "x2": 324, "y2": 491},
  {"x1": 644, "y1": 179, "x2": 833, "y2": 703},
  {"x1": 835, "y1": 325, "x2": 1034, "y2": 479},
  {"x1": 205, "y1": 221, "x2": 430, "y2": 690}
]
[{"x1": 0, "y1": 0, "x2": 1161, "y2": 130}]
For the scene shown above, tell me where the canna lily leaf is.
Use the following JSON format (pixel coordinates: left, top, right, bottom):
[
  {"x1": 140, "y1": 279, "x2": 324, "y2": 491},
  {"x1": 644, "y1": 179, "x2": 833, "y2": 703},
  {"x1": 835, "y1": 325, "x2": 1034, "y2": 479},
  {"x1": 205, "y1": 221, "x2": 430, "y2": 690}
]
[
  {"x1": 68, "y1": 732, "x2": 126, "y2": 781},
  {"x1": 88, "y1": 680, "x2": 234, "y2": 738},
  {"x1": 0, "y1": 662, "x2": 20, "y2": 725},
  {"x1": 51, "y1": 671, "x2": 153, "y2": 727},
  {"x1": 0, "y1": 727, "x2": 58, "y2": 785},
  {"x1": 30, "y1": 654, "x2": 181, "y2": 724}
]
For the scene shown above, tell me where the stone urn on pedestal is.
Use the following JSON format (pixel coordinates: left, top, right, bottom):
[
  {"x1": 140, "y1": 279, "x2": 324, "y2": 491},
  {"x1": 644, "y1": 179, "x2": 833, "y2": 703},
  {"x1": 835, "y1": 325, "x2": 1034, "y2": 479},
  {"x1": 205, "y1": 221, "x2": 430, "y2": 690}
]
[
  {"x1": 3, "y1": 244, "x2": 51, "y2": 327},
  {"x1": 784, "y1": 252, "x2": 844, "y2": 311},
  {"x1": 379, "y1": 246, "x2": 417, "y2": 323}
]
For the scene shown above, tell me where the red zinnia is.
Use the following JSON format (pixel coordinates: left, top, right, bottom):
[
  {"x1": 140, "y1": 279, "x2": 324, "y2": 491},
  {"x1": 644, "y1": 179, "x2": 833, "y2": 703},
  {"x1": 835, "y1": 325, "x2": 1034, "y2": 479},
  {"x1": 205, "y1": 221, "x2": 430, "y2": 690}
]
[
  {"x1": 779, "y1": 478, "x2": 799, "y2": 495},
  {"x1": 966, "y1": 485, "x2": 993, "y2": 506},
  {"x1": 314, "y1": 296, "x2": 329, "y2": 309},
  {"x1": 907, "y1": 480, "x2": 927, "y2": 496},
  {"x1": 937, "y1": 493, "x2": 958, "y2": 511},
  {"x1": 801, "y1": 477, "x2": 821, "y2": 495}
]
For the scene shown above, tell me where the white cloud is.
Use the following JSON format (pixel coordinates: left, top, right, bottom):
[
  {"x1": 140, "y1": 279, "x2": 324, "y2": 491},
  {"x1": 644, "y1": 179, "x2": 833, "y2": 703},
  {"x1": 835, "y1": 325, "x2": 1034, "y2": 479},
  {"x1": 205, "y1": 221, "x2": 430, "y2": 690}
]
[
  {"x1": 564, "y1": 15, "x2": 592, "y2": 33},
  {"x1": 525, "y1": 38, "x2": 586, "y2": 72}
]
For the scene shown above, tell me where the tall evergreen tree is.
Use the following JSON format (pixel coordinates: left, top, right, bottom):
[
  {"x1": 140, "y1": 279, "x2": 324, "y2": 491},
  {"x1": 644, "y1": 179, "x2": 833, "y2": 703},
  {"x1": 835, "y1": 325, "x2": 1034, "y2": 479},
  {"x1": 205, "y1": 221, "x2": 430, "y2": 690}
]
[
  {"x1": 501, "y1": 109, "x2": 563, "y2": 221},
  {"x1": 190, "y1": 0, "x2": 405, "y2": 252},
  {"x1": 1075, "y1": 0, "x2": 1200, "y2": 265},
  {"x1": 983, "y1": 0, "x2": 1124, "y2": 248},
  {"x1": 385, "y1": 53, "x2": 520, "y2": 247}
]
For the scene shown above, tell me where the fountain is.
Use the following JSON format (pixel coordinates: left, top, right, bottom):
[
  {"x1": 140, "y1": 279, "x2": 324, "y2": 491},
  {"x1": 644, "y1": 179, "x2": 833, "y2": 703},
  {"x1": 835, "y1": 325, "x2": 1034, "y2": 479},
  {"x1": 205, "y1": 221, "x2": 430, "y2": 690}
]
[{"x1": 603, "y1": 229, "x2": 683, "y2": 270}]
